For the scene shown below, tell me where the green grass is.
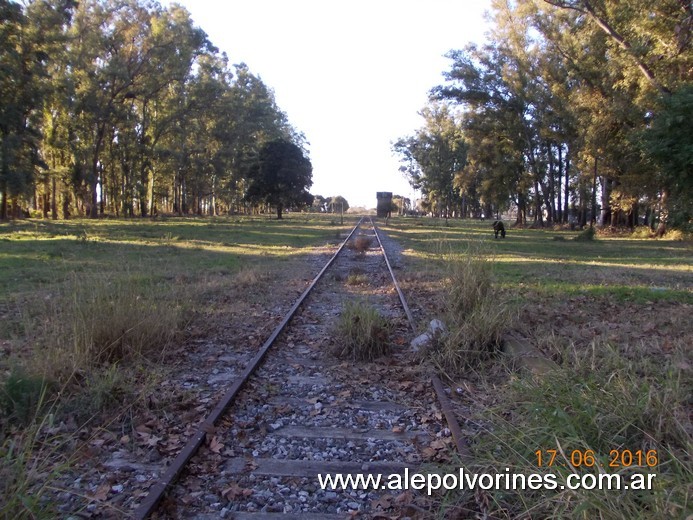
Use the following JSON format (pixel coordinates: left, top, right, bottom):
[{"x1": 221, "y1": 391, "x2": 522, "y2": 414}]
[
  {"x1": 378, "y1": 216, "x2": 692, "y2": 520},
  {"x1": 333, "y1": 300, "x2": 391, "y2": 361},
  {"x1": 0, "y1": 215, "x2": 353, "y2": 296},
  {"x1": 382, "y1": 217, "x2": 692, "y2": 303},
  {"x1": 436, "y1": 340, "x2": 692, "y2": 519}
]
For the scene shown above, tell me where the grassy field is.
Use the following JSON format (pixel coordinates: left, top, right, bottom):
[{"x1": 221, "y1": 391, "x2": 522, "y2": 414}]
[
  {"x1": 382, "y1": 216, "x2": 692, "y2": 520},
  {"x1": 1, "y1": 215, "x2": 691, "y2": 519},
  {"x1": 384, "y1": 217, "x2": 691, "y2": 303},
  {"x1": 0, "y1": 216, "x2": 352, "y2": 294}
]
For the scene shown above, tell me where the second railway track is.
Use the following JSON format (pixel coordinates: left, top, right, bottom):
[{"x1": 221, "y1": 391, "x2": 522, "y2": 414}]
[{"x1": 136, "y1": 218, "x2": 459, "y2": 519}]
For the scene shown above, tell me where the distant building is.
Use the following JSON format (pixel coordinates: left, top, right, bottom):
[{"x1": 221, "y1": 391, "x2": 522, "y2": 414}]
[{"x1": 376, "y1": 192, "x2": 393, "y2": 218}]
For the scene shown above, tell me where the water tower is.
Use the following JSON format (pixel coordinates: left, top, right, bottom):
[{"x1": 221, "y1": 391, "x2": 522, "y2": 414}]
[{"x1": 376, "y1": 192, "x2": 393, "y2": 218}]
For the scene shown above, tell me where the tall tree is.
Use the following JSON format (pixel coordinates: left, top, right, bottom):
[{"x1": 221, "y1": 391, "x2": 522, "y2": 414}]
[
  {"x1": 244, "y1": 139, "x2": 313, "y2": 219},
  {"x1": 393, "y1": 102, "x2": 467, "y2": 219},
  {"x1": 0, "y1": 0, "x2": 74, "y2": 219}
]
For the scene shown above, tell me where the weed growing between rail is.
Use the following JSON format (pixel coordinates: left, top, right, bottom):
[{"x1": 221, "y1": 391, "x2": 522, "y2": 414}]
[
  {"x1": 347, "y1": 234, "x2": 373, "y2": 257},
  {"x1": 334, "y1": 300, "x2": 391, "y2": 361}
]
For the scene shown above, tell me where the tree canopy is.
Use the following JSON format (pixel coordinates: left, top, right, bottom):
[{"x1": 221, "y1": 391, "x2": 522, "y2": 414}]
[
  {"x1": 394, "y1": 0, "x2": 691, "y2": 231},
  {"x1": 244, "y1": 140, "x2": 313, "y2": 219},
  {"x1": 0, "y1": 0, "x2": 306, "y2": 220}
]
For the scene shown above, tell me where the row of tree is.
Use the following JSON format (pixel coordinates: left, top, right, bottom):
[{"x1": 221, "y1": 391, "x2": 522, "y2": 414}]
[
  {"x1": 0, "y1": 0, "x2": 313, "y2": 220},
  {"x1": 394, "y1": 0, "x2": 691, "y2": 232}
]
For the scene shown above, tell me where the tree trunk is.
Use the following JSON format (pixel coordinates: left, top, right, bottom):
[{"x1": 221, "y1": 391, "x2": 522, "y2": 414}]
[
  {"x1": 62, "y1": 191, "x2": 70, "y2": 219},
  {"x1": 600, "y1": 176, "x2": 612, "y2": 226},
  {"x1": 547, "y1": 145, "x2": 555, "y2": 224},
  {"x1": 43, "y1": 176, "x2": 50, "y2": 218},
  {"x1": 654, "y1": 189, "x2": 669, "y2": 237},
  {"x1": 89, "y1": 155, "x2": 99, "y2": 218},
  {"x1": 515, "y1": 192, "x2": 526, "y2": 225},
  {"x1": 556, "y1": 145, "x2": 563, "y2": 223},
  {"x1": 51, "y1": 177, "x2": 57, "y2": 220},
  {"x1": 590, "y1": 156, "x2": 598, "y2": 228},
  {"x1": 0, "y1": 180, "x2": 7, "y2": 220},
  {"x1": 564, "y1": 151, "x2": 570, "y2": 224},
  {"x1": 276, "y1": 202, "x2": 283, "y2": 220},
  {"x1": 534, "y1": 180, "x2": 544, "y2": 226}
]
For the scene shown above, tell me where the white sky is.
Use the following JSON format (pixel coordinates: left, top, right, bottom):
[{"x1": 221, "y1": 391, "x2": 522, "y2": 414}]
[{"x1": 164, "y1": 0, "x2": 491, "y2": 208}]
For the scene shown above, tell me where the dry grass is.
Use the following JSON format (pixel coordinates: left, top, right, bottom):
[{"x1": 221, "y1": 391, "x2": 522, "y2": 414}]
[
  {"x1": 429, "y1": 245, "x2": 515, "y2": 373},
  {"x1": 232, "y1": 266, "x2": 269, "y2": 288},
  {"x1": 29, "y1": 274, "x2": 183, "y2": 384},
  {"x1": 347, "y1": 235, "x2": 372, "y2": 255}
]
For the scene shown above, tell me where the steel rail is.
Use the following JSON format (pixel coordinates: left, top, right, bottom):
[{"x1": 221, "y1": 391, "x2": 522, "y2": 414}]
[
  {"x1": 370, "y1": 218, "x2": 470, "y2": 460},
  {"x1": 133, "y1": 218, "x2": 363, "y2": 519},
  {"x1": 369, "y1": 218, "x2": 416, "y2": 331}
]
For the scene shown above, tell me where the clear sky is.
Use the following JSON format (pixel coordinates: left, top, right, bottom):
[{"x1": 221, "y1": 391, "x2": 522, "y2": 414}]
[{"x1": 163, "y1": 0, "x2": 491, "y2": 208}]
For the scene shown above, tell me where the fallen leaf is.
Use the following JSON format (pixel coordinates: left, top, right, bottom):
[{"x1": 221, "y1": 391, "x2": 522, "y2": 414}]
[
  {"x1": 92, "y1": 483, "x2": 110, "y2": 501},
  {"x1": 209, "y1": 436, "x2": 224, "y2": 454},
  {"x1": 394, "y1": 490, "x2": 413, "y2": 504},
  {"x1": 222, "y1": 483, "x2": 253, "y2": 500},
  {"x1": 371, "y1": 494, "x2": 394, "y2": 509}
]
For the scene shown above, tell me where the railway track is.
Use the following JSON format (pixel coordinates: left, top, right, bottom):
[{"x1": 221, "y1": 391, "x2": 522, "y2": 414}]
[{"x1": 134, "y1": 218, "x2": 464, "y2": 519}]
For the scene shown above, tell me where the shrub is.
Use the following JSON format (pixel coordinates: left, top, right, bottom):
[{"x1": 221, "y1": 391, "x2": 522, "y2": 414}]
[
  {"x1": 334, "y1": 300, "x2": 390, "y2": 361},
  {"x1": 631, "y1": 226, "x2": 654, "y2": 239},
  {"x1": 574, "y1": 226, "x2": 596, "y2": 241},
  {"x1": 0, "y1": 369, "x2": 51, "y2": 426}
]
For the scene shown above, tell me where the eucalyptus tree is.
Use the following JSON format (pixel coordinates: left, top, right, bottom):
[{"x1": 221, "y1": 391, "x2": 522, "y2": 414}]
[
  {"x1": 640, "y1": 85, "x2": 693, "y2": 232},
  {"x1": 0, "y1": 0, "x2": 32, "y2": 219},
  {"x1": 216, "y1": 63, "x2": 296, "y2": 212},
  {"x1": 126, "y1": 3, "x2": 210, "y2": 217},
  {"x1": 0, "y1": 0, "x2": 74, "y2": 219},
  {"x1": 393, "y1": 102, "x2": 467, "y2": 219},
  {"x1": 530, "y1": 0, "x2": 692, "y2": 230},
  {"x1": 433, "y1": 37, "x2": 548, "y2": 224},
  {"x1": 328, "y1": 195, "x2": 349, "y2": 214}
]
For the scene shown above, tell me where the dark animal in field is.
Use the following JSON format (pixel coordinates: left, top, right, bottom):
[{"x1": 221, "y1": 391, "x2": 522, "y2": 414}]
[{"x1": 493, "y1": 220, "x2": 506, "y2": 239}]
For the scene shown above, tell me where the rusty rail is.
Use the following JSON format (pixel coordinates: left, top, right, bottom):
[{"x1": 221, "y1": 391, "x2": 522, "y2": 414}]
[
  {"x1": 371, "y1": 218, "x2": 470, "y2": 460},
  {"x1": 133, "y1": 218, "x2": 363, "y2": 519}
]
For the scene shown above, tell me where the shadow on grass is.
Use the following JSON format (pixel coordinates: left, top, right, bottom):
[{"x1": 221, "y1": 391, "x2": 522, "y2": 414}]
[{"x1": 382, "y1": 217, "x2": 693, "y2": 303}]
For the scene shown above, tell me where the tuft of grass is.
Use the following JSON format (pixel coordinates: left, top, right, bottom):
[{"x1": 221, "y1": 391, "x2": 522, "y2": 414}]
[
  {"x1": 631, "y1": 226, "x2": 654, "y2": 239},
  {"x1": 232, "y1": 266, "x2": 268, "y2": 288},
  {"x1": 574, "y1": 226, "x2": 596, "y2": 241},
  {"x1": 347, "y1": 235, "x2": 372, "y2": 255},
  {"x1": 346, "y1": 269, "x2": 369, "y2": 286},
  {"x1": 30, "y1": 274, "x2": 183, "y2": 384},
  {"x1": 333, "y1": 300, "x2": 390, "y2": 361},
  {"x1": 0, "y1": 369, "x2": 51, "y2": 426},
  {"x1": 437, "y1": 339, "x2": 692, "y2": 519},
  {"x1": 663, "y1": 228, "x2": 687, "y2": 241},
  {"x1": 0, "y1": 400, "x2": 68, "y2": 519},
  {"x1": 429, "y1": 245, "x2": 514, "y2": 373}
]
